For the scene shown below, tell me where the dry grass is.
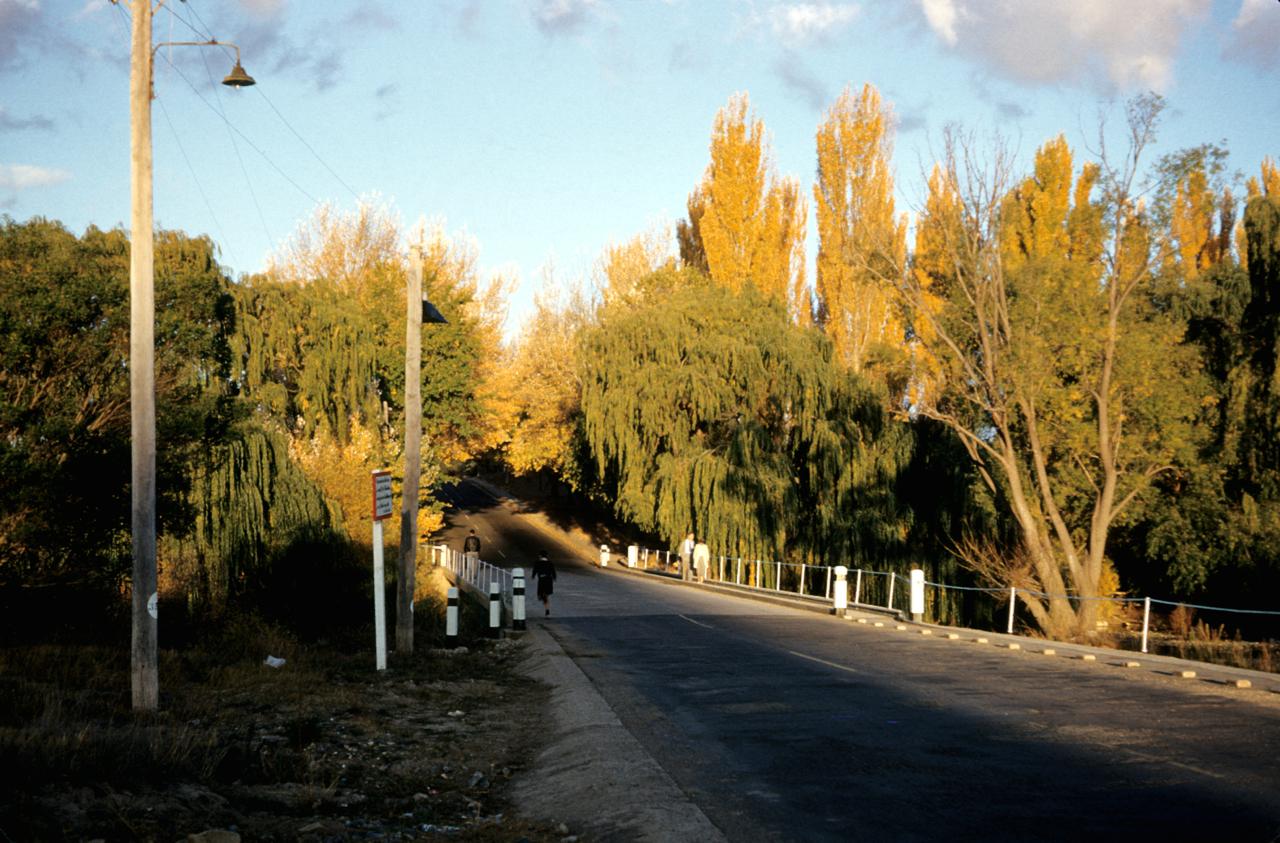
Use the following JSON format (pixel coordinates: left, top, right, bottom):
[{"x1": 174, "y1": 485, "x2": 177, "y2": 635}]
[{"x1": 0, "y1": 593, "x2": 565, "y2": 842}]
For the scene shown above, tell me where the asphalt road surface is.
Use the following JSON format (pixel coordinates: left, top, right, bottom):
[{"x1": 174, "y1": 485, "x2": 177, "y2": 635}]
[{"x1": 439, "y1": 480, "x2": 1280, "y2": 842}]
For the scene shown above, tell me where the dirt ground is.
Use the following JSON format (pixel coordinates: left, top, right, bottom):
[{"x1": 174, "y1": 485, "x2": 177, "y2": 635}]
[{"x1": 0, "y1": 568, "x2": 577, "y2": 842}]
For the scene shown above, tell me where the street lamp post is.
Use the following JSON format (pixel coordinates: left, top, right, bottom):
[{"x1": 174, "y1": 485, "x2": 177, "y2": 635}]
[
  {"x1": 397, "y1": 247, "x2": 447, "y2": 656},
  {"x1": 127, "y1": 0, "x2": 253, "y2": 712}
]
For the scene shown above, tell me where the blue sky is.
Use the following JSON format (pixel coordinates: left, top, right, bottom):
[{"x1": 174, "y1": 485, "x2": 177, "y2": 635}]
[{"x1": 2, "y1": 0, "x2": 1278, "y2": 334}]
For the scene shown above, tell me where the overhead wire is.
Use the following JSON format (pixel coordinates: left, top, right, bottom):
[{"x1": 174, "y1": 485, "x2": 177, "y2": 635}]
[
  {"x1": 113, "y1": 0, "x2": 370, "y2": 267},
  {"x1": 188, "y1": 35, "x2": 277, "y2": 256},
  {"x1": 183, "y1": 0, "x2": 363, "y2": 203}
]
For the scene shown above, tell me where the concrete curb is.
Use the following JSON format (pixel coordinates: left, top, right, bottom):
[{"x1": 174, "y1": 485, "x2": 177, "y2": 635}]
[{"x1": 511, "y1": 624, "x2": 727, "y2": 842}]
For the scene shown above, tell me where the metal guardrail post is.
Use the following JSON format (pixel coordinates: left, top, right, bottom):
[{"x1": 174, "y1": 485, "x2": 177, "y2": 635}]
[{"x1": 1007, "y1": 587, "x2": 1016, "y2": 634}]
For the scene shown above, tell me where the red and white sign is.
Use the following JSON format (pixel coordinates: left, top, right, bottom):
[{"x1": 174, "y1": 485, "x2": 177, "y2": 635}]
[{"x1": 371, "y1": 470, "x2": 394, "y2": 521}]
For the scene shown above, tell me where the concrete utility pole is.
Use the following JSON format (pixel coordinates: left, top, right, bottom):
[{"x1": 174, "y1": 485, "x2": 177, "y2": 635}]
[
  {"x1": 397, "y1": 247, "x2": 424, "y2": 654},
  {"x1": 129, "y1": 0, "x2": 158, "y2": 712}
]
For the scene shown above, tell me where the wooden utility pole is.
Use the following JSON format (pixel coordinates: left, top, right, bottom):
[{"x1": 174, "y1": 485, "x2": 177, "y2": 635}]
[
  {"x1": 397, "y1": 247, "x2": 424, "y2": 653},
  {"x1": 129, "y1": 0, "x2": 158, "y2": 712}
]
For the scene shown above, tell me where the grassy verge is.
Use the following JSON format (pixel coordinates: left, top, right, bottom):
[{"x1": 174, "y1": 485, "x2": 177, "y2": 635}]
[{"x1": 0, "y1": 579, "x2": 566, "y2": 842}]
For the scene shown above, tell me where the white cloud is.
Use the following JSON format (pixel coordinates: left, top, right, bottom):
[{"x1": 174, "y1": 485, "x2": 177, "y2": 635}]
[
  {"x1": 917, "y1": 0, "x2": 1210, "y2": 92},
  {"x1": 238, "y1": 0, "x2": 287, "y2": 20},
  {"x1": 0, "y1": 164, "x2": 71, "y2": 191},
  {"x1": 0, "y1": 0, "x2": 42, "y2": 72},
  {"x1": 768, "y1": 3, "x2": 860, "y2": 47},
  {"x1": 531, "y1": 0, "x2": 601, "y2": 36},
  {"x1": 920, "y1": 0, "x2": 957, "y2": 46},
  {"x1": 1225, "y1": 0, "x2": 1280, "y2": 70}
]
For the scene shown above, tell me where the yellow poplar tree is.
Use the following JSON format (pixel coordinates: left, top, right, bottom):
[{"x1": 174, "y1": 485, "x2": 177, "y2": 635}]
[
  {"x1": 908, "y1": 164, "x2": 963, "y2": 406},
  {"x1": 813, "y1": 83, "x2": 907, "y2": 381},
  {"x1": 1237, "y1": 158, "x2": 1280, "y2": 271},
  {"x1": 494, "y1": 273, "x2": 594, "y2": 479},
  {"x1": 684, "y1": 92, "x2": 806, "y2": 316}
]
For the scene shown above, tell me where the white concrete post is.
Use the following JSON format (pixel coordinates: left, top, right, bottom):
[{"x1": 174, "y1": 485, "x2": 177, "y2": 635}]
[
  {"x1": 833, "y1": 565, "x2": 849, "y2": 613},
  {"x1": 372, "y1": 520, "x2": 387, "y2": 671},
  {"x1": 775, "y1": 561, "x2": 782, "y2": 592},
  {"x1": 736, "y1": 558, "x2": 743, "y2": 585},
  {"x1": 910, "y1": 569, "x2": 925, "y2": 622},
  {"x1": 446, "y1": 586, "x2": 459, "y2": 646},
  {"x1": 627, "y1": 545, "x2": 638, "y2": 568},
  {"x1": 853, "y1": 569, "x2": 863, "y2": 605},
  {"x1": 599, "y1": 544, "x2": 609, "y2": 567},
  {"x1": 1141, "y1": 596, "x2": 1151, "y2": 654},
  {"x1": 513, "y1": 568, "x2": 526, "y2": 631},
  {"x1": 719, "y1": 556, "x2": 725, "y2": 582},
  {"x1": 825, "y1": 565, "x2": 832, "y2": 599},
  {"x1": 886, "y1": 573, "x2": 897, "y2": 610},
  {"x1": 799, "y1": 564, "x2": 807, "y2": 596},
  {"x1": 488, "y1": 581, "x2": 501, "y2": 638},
  {"x1": 1007, "y1": 587, "x2": 1017, "y2": 635}
]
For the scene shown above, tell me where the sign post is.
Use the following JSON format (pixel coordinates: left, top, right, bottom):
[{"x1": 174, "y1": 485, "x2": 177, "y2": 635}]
[{"x1": 371, "y1": 470, "x2": 394, "y2": 671}]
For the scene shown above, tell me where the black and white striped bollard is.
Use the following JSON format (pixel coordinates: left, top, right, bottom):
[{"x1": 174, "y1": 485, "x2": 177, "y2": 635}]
[
  {"x1": 488, "y1": 580, "x2": 501, "y2": 638},
  {"x1": 512, "y1": 568, "x2": 526, "y2": 631},
  {"x1": 445, "y1": 586, "x2": 459, "y2": 647}
]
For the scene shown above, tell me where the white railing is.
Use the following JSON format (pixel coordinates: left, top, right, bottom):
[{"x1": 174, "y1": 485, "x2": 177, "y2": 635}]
[
  {"x1": 622, "y1": 544, "x2": 1280, "y2": 655},
  {"x1": 431, "y1": 544, "x2": 514, "y2": 610}
]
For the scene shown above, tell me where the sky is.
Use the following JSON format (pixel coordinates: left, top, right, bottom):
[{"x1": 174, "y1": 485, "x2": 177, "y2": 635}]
[{"x1": 2, "y1": 0, "x2": 1278, "y2": 336}]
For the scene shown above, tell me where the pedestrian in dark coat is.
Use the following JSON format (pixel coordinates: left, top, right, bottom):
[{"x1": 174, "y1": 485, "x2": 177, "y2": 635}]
[{"x1": 533, "y1": 552, "x2": 557, "y2": 616}]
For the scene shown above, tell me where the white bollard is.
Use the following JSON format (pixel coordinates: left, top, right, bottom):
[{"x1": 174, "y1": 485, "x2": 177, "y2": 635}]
[
  {"x1": 627, "y1": 544, "x2": 638, "y2": 568},
  {"x1": 446, "y1": 586, "x2": 459, "y2": 646},
  {"x1": 910, "y1": 569, "x2": 925, "y2": 622},
  {"x1": 1007, "y1": 587, "x2": 1017, "y2": 635},
  {"x1": 886, "y1": 573, "x2": 896, "y2": 610},
  {"x1": 513, "y1": 568, "x2": 526, "y2": 631},
  {"x1": 833, "y1": 565, "x2": 848, "y2": 613},
  {"x1": 1141, "y1": 596, "x2": 1151, "y2": 654},
  {"x1": 372, "y1": 520, "x2": 387, "y2": 671},
  {"x1": 599, "y1": 544, "x2": 609, "y2": 567},
  {"x1": 853, "y1": 569, "x2": 863, "y2": 605},
  {"x1": 488, "y1": 581, "x2": 501, "y2": 638}
]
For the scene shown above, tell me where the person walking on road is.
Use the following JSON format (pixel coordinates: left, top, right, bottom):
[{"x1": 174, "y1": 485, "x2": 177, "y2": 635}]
[
  {"x1": 680, "y1": 532, "x2": 694, "y2": 581},
  {"x1": 533, "y1": 551, "x2": 557, "y2": 616},
  {"x1": 693, "y1": 538, "x2": 710, "y2": 583},
  {"x1": 462, "y1": 528, "x2": 481, "y2": 564}
]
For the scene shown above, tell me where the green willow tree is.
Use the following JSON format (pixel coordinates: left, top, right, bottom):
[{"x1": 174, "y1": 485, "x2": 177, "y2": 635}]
[
  {"x1": 578, "y1": 268, "x2": 910, "y2": 569},
  {"x1": 0, "y1": 219, "x2": 235, "y2": 594}
]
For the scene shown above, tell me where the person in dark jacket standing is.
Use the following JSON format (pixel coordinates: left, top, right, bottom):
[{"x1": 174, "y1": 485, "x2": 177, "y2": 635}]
[
  {"x1": 462, "y1": 529, "x2": 481, "y2": 565},
  {"x1": 532, "y1": 552, "x2": 557, "y2": 616}
]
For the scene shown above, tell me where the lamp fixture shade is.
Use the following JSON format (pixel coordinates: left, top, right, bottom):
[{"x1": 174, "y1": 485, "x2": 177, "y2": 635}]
[
  {"x1": 222, "y1": 62, "x2": 256, "y2": 87},
  {"x1": 422, "y1": 299, "x2": 448, "y2": 324}
]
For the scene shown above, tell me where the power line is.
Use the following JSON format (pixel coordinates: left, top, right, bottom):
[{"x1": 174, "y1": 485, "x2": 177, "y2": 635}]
[
  {"x1": 157, "y1": 54, "x2": 321, "y2": 206},
  {"x1": 255, "y1": 89, "x2": 363, "y2": 203},
  {"x1": 156, "y1": 94, "x2": 239, "y2": 269},
  {"x1": 183, "y1": 0, "x2": 363, "y2": 203}
]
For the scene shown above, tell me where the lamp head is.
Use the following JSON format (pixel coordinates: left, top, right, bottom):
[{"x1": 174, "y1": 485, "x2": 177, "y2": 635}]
[
  {"x1": 222, "y1": 61, "x2": 255, "y2": 87},
  {"x1": 422, "y1": 299, "x2": 449, "y2": 325}
]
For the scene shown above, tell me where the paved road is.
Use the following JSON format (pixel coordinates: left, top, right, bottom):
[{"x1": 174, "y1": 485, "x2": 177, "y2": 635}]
[{"x1": 441, "y1": 480, "x2": 1280, "y2": 841}]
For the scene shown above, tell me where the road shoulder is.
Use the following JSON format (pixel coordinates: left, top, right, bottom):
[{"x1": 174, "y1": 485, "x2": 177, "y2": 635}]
[{"x1": 511, "y1": 624, "x2": 727, "y2": 842}]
